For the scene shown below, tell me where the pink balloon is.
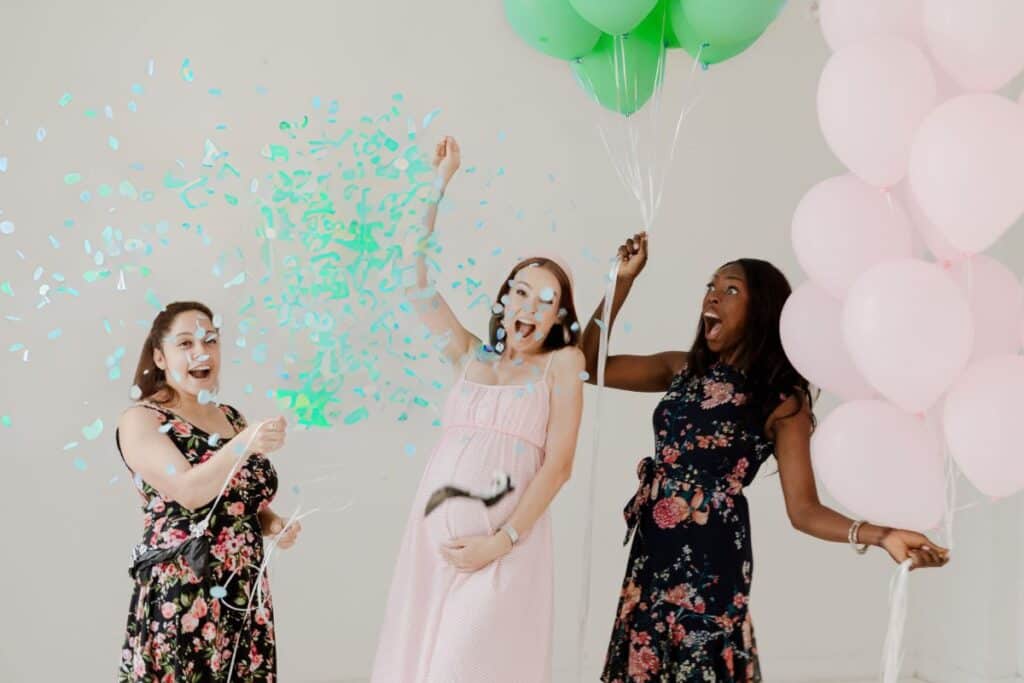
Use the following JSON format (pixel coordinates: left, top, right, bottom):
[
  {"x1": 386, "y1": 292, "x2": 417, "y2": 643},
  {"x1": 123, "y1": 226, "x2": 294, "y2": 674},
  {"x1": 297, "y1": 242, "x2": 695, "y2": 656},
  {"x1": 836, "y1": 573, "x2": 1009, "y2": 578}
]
[
  {"x1": 908, "y1": 94, "x2": 1024, "y2": 254},
  {"x1": 819, "y1": 0, "x2": 924, "y2": 52},
  {"x1": 923, "y1": 0, "x2": 1024, "y2": 92},
  {"x1": 818, "y1": 39, "x2": 937, "y2": 187},
  {"x1": 792, "y1": 174, "x2": 913, "y2": 299},
  {"x1": 780, "y1": 281, "x2": 876, "y2": 400},
  {"x1": 843, "y1": 259, "x2": 973, "y2": 413},
  {"x1": 943, "y1": 355, "x2": 1024, "y2": 498},
  {"x1": 950, "y1": 256, "x2": 1024, "y2": 362},
  {"x1": 812, "y1": 400, "x2": 946, "y2": 530},
  {"x1": 893, "y1": 180, "x2": 964, "y2": 265}
]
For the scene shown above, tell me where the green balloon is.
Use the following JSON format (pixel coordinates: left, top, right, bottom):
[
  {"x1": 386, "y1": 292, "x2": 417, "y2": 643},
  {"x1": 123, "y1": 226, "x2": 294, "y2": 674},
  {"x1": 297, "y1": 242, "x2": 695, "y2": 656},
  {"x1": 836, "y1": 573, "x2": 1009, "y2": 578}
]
[
  {"x1": 504, "y1": 0, "x2": 602, "y2": 60},
  {"x1": 669, "y1": 0, "x2": 761, "y2": 64},
  {"x1": 569, "y1": 0, "x2": 658, "y2": 36},
  {"x1": 571, "y1": 23, "x2": 665, "y2": 116},
  {"x1": 680, "y1": 0, "x2": 785, "y2": 46}
]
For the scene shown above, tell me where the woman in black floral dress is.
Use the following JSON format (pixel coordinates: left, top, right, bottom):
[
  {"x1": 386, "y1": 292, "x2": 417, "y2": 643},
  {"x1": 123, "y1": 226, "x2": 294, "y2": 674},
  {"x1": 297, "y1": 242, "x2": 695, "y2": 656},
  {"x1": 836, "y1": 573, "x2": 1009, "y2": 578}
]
[
  {"x1": 116, "y1": 301, "x2": 301, "y2": 682},
  {"x1": 582, "y1": 234, "x2": 949, "y2": 682}
]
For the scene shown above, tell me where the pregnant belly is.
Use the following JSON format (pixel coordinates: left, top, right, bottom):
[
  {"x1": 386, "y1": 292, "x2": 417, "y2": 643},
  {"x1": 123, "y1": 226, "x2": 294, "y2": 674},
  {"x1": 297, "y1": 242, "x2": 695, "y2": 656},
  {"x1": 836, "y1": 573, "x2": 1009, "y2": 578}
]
[{"x1": 421, "y1": 431, "x2": 537, "y2": 548}]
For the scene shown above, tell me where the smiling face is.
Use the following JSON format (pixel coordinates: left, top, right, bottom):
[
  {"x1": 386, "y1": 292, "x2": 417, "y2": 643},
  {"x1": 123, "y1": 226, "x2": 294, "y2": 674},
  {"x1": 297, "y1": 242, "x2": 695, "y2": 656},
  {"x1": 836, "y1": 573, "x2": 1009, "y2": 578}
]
[
  {"x1": 701, "y1": 263, "x2": 750, "y2": 358},
  {"x1": 497, "y1": 263, "x2": 565, "y2": 354},
  {"x1": 152, "y1": 309, "x2": 221, "y2": 399}
]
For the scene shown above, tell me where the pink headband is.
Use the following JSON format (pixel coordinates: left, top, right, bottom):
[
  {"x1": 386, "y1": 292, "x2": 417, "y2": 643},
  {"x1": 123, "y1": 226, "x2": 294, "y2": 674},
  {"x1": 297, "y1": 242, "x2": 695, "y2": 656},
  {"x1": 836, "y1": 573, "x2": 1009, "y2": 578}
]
[{"x1": 517, "y1": 251, "x2": 575, "y2": 292}]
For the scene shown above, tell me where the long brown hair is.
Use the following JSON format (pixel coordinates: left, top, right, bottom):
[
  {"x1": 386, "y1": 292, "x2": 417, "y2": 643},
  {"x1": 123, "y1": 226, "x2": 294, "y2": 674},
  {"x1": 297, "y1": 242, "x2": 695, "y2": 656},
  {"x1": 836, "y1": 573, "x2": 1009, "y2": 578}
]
[
  {"x1": 133, "y1": 301, "x2": 215, "y2": 404},
  {"x1": 487, "y1": 258, "x2": 580, "y2": 352}
]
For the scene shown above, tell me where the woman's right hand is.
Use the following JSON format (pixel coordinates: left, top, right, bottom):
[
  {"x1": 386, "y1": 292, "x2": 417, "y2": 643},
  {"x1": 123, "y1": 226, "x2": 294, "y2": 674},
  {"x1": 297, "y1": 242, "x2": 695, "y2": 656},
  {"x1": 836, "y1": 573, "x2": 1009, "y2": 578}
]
[
  {"x1": 616, "y1": 232, "x2": 648, "y2": 281},
  {"x1": 432, "y1": 136, "x2": 461, "y2": 185},
  {"x1": 244, "y1": 416, "x2": 287, "y2": 456}
]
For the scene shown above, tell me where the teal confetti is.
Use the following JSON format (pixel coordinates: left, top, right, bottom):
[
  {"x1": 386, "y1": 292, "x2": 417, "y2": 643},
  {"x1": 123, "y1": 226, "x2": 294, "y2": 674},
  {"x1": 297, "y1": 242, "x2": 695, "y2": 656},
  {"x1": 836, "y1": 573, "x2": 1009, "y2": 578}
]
[
  {"x1": 145, "y1": 289, "x2": 162, "y2": 310},
  {"x1": 64, "y1": 173, "x2": 81, "y2": 185},
  {"x1": 59, "y1": 92, "x2": 72, "y2": 107},
  {"x1": 180, "y1": 58, "x2": 194, "y2": 82},
  {"x1": 422, "y1": 108, "x2": 441, "y2": 129},
  {"x1": 47, "y1": 328, "x2": 62, "y2": 340},
  {"x1": 0, "y1": 415, "x2": 10, "y2": 428},
  {"x1": 64, "y1": 442, "x2": 79, "y2": 450},
  {"x1": 73, "y1": 458, "x2": 87, "y2": 471},
  {"x1": 82, "y1": 419, "x2": 103, "y2": 440},
  {"x1": 108, "y1": 136, "x2": 119, "y2": 151},
  {"x1": 343, "y1": 406, "x2": 369, "y2": 425}
]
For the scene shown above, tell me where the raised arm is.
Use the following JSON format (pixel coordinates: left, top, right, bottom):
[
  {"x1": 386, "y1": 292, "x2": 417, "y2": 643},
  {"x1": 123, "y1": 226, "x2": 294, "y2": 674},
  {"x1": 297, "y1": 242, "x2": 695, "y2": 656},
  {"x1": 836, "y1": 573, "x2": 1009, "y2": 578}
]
[
  {"x1": 118, "y1": 406, "x2": 286, "y2": 512},
  {"x1": 580, "y1": 232, "x2": 686, "y2": 393},
  {"x1": 406, "y1": 136, "x2": 480, "y2": 366}
]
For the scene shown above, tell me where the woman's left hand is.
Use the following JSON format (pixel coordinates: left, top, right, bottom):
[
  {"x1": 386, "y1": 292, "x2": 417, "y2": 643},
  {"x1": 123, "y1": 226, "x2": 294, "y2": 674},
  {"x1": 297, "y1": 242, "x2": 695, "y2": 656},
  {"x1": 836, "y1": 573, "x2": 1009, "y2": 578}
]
[
  {"x1": 265, "y1": 515, "x2": 302, "y2": 550},
  {"x1": 880, "y1": 528, "x2": 949, "y2": 570},
  {"x1": 440, "y1": 534, "x2": 510, "y2": 572}
]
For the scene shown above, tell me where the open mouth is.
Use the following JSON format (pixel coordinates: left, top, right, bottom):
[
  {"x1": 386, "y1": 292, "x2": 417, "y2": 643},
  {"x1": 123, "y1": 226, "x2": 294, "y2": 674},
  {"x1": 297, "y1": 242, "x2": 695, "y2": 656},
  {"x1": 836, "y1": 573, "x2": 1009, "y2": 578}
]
[
  {"x1": 188, "y1": 367, "x2": 212, "y2": 380},
  {"x1": 513, "y1": 319, "x2": 537, "y2": 339},
  {"x1": 703, "y1": 313, "x2": 723, "y2": 342}
]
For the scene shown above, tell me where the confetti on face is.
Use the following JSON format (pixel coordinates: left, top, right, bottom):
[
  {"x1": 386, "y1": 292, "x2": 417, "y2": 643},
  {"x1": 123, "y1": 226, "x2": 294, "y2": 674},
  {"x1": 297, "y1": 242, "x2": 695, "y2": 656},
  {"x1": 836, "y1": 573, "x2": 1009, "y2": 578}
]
[
  {"x1": 539, "y1": 287, "x2": 555, "y2": 303},
  {"x1": 197, "y1": 390, "x2": 215, "y2": 405}
]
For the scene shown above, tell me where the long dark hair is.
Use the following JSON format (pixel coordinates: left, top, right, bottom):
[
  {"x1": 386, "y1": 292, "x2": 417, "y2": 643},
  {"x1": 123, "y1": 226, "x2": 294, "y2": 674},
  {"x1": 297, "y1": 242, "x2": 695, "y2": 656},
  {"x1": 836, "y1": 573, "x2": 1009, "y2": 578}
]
[
  {"x1": 133, "y1": 301, "x2": 215, "y2": 404},
  {"x1": 687, "y1": 259, "x2": 814, "y2": 426},
  {"x1": 488, "y1": 258, "x2": 580, "y2": 352}
]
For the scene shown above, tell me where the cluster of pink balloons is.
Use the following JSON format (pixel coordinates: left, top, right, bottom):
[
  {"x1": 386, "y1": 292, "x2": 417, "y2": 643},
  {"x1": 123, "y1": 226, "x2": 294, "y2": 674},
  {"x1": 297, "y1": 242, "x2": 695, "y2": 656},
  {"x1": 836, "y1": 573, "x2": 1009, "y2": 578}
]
[{"x1": 781, "y1": 0, "x2": 1024, "y2": 530}]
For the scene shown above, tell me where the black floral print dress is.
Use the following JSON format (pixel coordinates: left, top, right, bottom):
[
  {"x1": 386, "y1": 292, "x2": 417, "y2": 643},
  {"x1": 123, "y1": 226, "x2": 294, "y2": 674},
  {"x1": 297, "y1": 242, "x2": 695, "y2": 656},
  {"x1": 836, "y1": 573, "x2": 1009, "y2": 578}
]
[
  {"x1": 603, "y1": 363, "x2": 787, "y2": 683},
  {"x1": 116, "y1": 403, "x2": 279, "y2": 682}
]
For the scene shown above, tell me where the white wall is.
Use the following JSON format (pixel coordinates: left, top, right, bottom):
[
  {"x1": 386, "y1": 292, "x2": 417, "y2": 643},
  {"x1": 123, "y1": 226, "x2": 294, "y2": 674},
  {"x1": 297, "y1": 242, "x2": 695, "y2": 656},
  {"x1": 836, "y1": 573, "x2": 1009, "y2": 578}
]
[{"x1": 0, "y1": 1, "x2": 1021, "y2": 681}]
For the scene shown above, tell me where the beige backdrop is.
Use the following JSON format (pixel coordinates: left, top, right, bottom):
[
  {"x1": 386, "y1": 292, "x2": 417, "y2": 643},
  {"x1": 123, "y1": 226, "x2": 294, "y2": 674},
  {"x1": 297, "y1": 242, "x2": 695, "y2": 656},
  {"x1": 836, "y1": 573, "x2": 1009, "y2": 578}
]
[{"x1": 0, "y1": 1, "x2": 1021, "y2": 681}]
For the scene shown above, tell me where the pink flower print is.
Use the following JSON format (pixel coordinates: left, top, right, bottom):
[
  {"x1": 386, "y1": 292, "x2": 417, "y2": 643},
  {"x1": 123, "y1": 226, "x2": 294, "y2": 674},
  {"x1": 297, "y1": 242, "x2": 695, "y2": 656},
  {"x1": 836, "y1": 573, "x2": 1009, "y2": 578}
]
[
  {"x1": 652, "y1": 497, "x2": 691, "y2": 529},
  {"x1": 160, "y1": 602, "x2": 177, "y2": 619},
  {"x1": 628, "y1": 645, "x2": 661, "y2": 682},
  {"x1": 619, "y1": 581, "x2": 642, "y2": 621},
  {"x1": 701, "y1": 381, "x2": 735, "y2": 409}
]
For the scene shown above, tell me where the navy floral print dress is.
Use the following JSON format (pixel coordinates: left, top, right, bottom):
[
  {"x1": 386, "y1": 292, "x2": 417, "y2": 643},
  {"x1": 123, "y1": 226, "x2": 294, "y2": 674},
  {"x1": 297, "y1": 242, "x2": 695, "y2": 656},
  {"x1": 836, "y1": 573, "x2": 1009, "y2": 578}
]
[
  {"x1": 602, "y1": 363, "x2": 787, "y2": 683},
  {"x1": 116, "y1": 403, "x2": 279, "y2": 682}
]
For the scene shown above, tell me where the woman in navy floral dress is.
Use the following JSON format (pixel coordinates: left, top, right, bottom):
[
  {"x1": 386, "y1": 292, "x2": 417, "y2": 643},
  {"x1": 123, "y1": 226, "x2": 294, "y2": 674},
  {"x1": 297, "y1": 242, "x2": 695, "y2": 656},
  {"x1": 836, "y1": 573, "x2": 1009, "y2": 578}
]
[
  {"x1": 583, "y1": 234, "x2": 949, "y2": 682},
  {"x1": 116, "y1": 302, "x2": 302, "y2": 682}
]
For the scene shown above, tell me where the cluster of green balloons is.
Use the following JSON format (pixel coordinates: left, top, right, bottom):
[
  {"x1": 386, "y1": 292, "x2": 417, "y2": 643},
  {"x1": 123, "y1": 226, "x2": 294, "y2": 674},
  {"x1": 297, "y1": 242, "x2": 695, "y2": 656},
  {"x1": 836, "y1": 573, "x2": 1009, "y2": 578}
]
[{"x1": 505, "y1": 0, "x2": 785, "y2": 115}]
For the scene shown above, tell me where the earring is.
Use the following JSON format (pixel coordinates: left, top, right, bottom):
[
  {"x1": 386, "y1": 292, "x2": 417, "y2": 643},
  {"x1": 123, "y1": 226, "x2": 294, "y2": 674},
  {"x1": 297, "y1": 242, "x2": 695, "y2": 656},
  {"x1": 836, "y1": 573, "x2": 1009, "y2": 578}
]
[{"x1": 562, "y1": 323, "x2": 571, "y2": 345}]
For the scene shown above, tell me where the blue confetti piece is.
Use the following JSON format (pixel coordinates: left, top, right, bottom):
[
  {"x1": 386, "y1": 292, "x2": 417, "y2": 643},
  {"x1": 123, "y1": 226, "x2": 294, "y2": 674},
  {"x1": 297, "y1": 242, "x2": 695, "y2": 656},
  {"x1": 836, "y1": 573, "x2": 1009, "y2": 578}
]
[
  {"x1": 404, "y1": 444, "x2": 416, "y2": 457},
  {"x1": 0, "y1": 157, "x2": 7, "y2": 172},
  {"x1": 47, "y1": 328, "x2": 62, "y2": 340},
  {"x1": 131, "y1": 83, "x2": 144, "y2": 95},
  {"x1": 36, "y1": 128, "x2": 46, "y2": 142},
  {"x1": 73, "y1": 457, "x2": 87, "y2": 471},
  {"x1": 210, "y1": 585, "x2": 227, "y2": 599},
  {"x1": 166, "y1": 464, "x2": 176, "y2": 475},
  {"x1": 312, "y1": 96, "x2": 321, "y2": 109},
  {"x1": 422, "y1": 108, "x2": 441, "y2": 129},
  {"x1": 147, "y1": 58, "x2": 155, "y2": 76},
  {"x1": 108, "y1": 136, "x2": 119, "y2": 151}
]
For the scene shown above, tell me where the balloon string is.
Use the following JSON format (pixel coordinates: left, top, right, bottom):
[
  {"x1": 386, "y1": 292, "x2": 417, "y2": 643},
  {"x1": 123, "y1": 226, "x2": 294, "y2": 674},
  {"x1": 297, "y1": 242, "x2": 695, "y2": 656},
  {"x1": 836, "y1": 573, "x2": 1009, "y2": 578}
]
[
  {"x1": 880, "y1": 559, "x2": 913, "y2": 683},
  {"x1": 575, "y1": 257, "x2": 621, "y2": 682}
]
